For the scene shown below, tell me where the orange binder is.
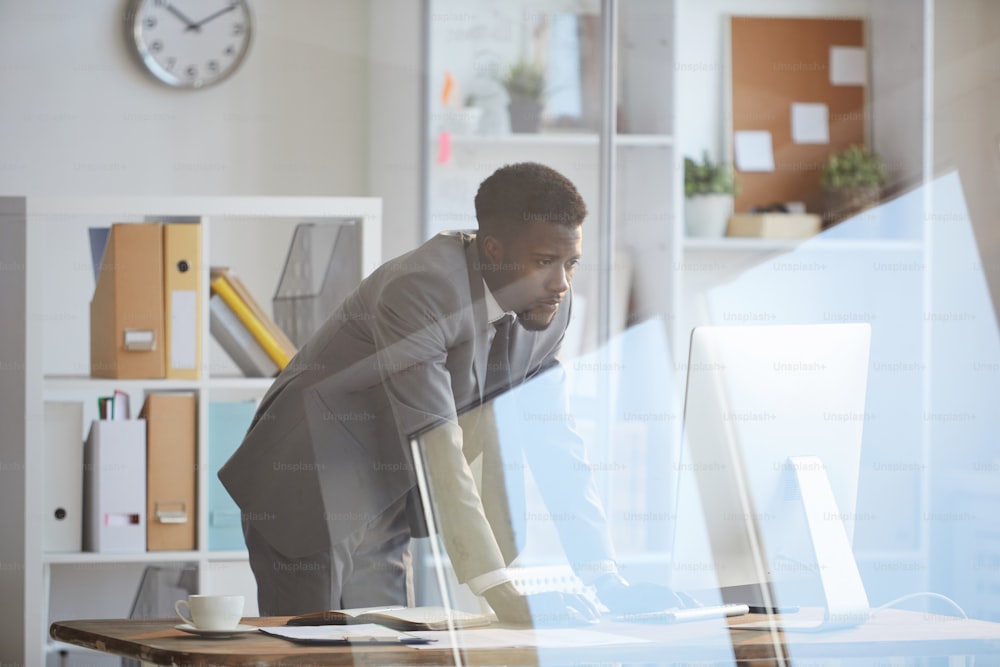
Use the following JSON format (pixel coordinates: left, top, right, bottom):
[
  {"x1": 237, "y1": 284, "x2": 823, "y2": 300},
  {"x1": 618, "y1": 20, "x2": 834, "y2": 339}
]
[
  {"x1": 141, "y1": 392, "x2": 197, "y2": 551},
  {"x1": 90, "y1": 223, "x2": 165, "y2": 379},
  {"x1": 163, "y1": 223, "x2": 202, "y2": 379}
]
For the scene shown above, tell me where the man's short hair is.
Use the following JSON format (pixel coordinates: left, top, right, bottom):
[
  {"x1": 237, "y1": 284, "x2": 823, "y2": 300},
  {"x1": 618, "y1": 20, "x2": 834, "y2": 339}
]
[{"x1": 474, "y1": 162, "x2": 587, "y2": 242}]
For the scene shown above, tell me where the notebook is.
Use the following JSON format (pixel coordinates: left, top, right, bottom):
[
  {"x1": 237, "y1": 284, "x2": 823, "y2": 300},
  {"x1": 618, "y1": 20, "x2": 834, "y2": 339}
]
[{"x1": 285, "y1": 605, "x2": 494, "y2": 631}]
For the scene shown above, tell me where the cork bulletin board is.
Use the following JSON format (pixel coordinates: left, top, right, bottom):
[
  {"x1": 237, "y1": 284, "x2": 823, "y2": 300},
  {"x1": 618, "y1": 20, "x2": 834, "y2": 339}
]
[{"x1": 729, "y1": 16, "x2": 867, "y2": 215}]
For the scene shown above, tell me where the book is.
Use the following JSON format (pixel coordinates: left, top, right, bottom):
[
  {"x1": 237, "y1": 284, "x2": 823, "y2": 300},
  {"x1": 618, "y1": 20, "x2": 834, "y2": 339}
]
[
  {"x1": 209, "y1": 273, "x2": 291, "y2": 370},
  {"x1": 212, "y1": 267, "x2": 297, "y2": 359},
  {"x1": 285, "y1": 605, "x2": 494, "y2": 631},
  {"x1": 209, "y1": 294, "x2": 279, "y2": 377}
]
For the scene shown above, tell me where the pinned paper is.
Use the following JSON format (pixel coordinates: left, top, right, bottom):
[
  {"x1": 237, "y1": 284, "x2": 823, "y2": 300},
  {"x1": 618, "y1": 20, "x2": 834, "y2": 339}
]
[
  {"x1": 791, "y1": 103, "x2": 829, "y2": 144},
  {"x1": 830, "y1": 47, "x2": 866, "y2": 86},
  {"x1": 734, "y1": 130, "x2": 775, "y2": 172},
  {"x1": 436, "y1": 131, "x2": 452, "y2": 164},
  {"x1": 441, "y1": 70, "x2": 455, "y2": 106}
]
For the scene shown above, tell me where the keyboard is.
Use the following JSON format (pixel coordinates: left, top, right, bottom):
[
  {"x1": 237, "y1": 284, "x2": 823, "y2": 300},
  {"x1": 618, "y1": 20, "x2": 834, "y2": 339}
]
[{"x1": 615, "y1": 603, "x2": 750, "y2": 624}]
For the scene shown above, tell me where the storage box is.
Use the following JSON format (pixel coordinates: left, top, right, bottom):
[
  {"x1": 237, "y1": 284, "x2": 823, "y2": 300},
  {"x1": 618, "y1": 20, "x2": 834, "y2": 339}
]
[
  {"x1": 90, "y1": 223, "x2": 165, "y2": 378},
  {"x1": 727, "y1": 213, "x2": 822, "y2": 239},
  {"x1": 141, "y1": 393, "x2": 197, "y2": 551}
]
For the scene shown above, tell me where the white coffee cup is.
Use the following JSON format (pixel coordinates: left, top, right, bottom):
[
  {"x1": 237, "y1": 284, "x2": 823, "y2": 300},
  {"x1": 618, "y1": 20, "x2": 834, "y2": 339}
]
[{"x1": 174, "y1": 594, "x2": 245, "y2": 631}]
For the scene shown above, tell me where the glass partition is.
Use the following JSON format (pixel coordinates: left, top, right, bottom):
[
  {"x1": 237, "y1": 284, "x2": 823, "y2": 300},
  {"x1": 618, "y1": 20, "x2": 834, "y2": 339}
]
[{"x1": 409, "y1": 319, "x2": 745, "y2": 665}]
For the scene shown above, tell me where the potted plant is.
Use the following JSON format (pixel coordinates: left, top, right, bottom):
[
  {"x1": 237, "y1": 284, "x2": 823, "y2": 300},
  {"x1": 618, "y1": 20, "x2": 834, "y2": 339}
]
[
  {"x1": 684, "y1": 151, "x2": 739, "y2": 237},
  {"x1": 820, "y1": 145, "x2": 887, "y2": 224},
  {"x1": 500, "y1": 60, "x2": 546, "y2": 133}
]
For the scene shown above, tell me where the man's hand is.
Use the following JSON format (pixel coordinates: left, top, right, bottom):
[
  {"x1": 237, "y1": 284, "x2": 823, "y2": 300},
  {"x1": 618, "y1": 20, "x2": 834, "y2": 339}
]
[
  {"x1": 593, "y1": 573, "x2": 689, "y2": 615},
  {"x1": 483, "y1": 582, "x2": 600, "y2": 627}
]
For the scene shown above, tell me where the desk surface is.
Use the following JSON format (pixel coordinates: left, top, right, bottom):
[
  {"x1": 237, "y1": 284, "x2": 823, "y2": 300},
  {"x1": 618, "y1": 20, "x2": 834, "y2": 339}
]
[{"x1": 50, "y1": 610, "x2": 1000, "y2": 666}]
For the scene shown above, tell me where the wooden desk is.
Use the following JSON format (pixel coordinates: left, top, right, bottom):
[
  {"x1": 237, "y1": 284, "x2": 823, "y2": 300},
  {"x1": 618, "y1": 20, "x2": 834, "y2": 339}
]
[{"x1": 51, "y1": 610, "x2": 1000, "y2": 666}]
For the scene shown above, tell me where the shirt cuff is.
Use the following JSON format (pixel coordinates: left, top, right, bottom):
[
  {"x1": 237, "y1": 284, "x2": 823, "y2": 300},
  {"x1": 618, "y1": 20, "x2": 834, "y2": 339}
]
[
  {"x1": 575, "y1": 560, "x2": 621, "y2": 586},
  {"x1": 466, "y1": 568, "x2": 514, "y2": 596}
]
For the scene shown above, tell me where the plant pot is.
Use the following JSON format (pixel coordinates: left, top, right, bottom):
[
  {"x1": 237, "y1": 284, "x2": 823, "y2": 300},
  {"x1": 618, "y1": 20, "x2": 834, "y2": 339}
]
[
  {"x1": 684, "y1": 194, "x2": 734, "y2": 238},
  {"x1": 507, "y1": 95, "x2": 543, "y2": 133},
  {"x1": 823, "y1": 185, "x2": 881, "y2": 226}
]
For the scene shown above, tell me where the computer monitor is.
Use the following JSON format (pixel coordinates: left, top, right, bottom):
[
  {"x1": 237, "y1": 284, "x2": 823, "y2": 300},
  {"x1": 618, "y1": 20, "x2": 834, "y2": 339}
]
[{"x1": 671, "y1": 323, "x2": 873, "y2": 630}]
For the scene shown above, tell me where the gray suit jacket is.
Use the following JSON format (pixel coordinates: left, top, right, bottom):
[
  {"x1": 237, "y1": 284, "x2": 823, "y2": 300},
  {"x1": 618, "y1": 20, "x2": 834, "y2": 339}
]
[{"x1": 218, "y1": 231, "x2": 614, "y2": 583}]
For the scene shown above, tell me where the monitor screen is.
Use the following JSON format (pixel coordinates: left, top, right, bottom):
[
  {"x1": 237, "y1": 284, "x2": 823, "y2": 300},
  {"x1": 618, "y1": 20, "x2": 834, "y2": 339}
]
[{"x1": 671, "y1": 322, "x2": 872, "y2": 625}]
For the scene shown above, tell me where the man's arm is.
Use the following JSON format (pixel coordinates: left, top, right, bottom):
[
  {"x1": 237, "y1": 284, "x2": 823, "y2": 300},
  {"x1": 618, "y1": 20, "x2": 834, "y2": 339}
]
[
  {"x1": 416, "y1": 417, "x2": 508, "y2": 582},
  {"x1": 371, "y1": 275, "x2": 511, "y2": 584}
]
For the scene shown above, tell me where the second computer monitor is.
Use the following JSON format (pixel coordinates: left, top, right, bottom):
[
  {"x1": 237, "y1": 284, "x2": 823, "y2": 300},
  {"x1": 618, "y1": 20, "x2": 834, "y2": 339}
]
[{"x1": 671, "y1": 323, "x2": 872, "y2": 624}]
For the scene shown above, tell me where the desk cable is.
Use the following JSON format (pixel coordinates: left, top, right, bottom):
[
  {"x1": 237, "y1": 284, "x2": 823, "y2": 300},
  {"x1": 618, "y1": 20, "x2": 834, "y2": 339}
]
[{"x1": 869, "y1": 590, "x2": 968, "y2": 619}]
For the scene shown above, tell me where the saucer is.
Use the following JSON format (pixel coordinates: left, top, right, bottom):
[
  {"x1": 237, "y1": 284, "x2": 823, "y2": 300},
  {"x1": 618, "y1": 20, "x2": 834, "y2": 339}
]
[{"x1": 175, "y1": 623, "x2": 258, "y2": 638}]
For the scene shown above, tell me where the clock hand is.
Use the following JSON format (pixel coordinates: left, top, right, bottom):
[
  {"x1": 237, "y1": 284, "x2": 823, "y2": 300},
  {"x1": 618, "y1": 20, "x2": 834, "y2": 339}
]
[
  {"x1": 187, "y1": 3, "x2": 238, "y2": 31},
  {"x1": 164, "y1": 3, "x2": 200, "y2": 32}
]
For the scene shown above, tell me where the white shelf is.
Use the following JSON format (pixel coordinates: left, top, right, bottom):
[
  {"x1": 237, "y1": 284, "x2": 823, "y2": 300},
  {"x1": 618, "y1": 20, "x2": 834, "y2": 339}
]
[
  {"x1": 204, "y1": 550, "x2": 250, "y2": 561},
  {"x1": 10, "y1": 195, "x2": 379, "y2": 218},
  {"x1": 43, "y1": 551, "x2": 202, "y2": 565},
  {"x1": 43, "y1": 375, "x2": 276, "y2": 393},
  {"x1": 617, "y1": 134, "x2": 674, "y2": 147},
  {"x1": 43, "y1": 549, "x2": 250, "y2": 565},
  {"x1": 449, "y1": 132, "x2": 597, "y2": 147},
  {"x1": 446, "y1": 132, "x2": 672, "y2": 148},
  {"x1": 683, "y1": 237, "x2": 924, "y2": 253}
]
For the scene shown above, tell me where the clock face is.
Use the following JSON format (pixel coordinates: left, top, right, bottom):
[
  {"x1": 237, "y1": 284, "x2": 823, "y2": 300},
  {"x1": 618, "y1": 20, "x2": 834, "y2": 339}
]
[{"x1": 127, "y1": 0, "x2": 253, "y2": 89}]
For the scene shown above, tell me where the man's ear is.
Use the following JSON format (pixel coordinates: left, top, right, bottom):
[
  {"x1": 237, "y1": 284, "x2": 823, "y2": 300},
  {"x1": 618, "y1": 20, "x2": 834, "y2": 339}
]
[{"x1": 481, "y1": 234, "x2": 504, "y2": 267}]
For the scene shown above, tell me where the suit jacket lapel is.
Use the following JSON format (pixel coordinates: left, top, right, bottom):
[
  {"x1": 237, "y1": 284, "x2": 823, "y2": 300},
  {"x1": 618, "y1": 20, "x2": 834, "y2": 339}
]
[{"x1": 464, "y1": 237, "x2": 490, "y2": 406}]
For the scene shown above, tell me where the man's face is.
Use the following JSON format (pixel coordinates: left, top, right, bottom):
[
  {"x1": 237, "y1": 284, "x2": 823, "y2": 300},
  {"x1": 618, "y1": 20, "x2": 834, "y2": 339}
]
[{"x1": 484, "y1": 220, "x2": 583, "y2": 331}]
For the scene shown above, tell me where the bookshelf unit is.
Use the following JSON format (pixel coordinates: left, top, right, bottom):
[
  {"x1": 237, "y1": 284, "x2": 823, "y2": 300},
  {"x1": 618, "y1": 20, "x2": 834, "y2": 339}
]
[{"x1": 0, "y1": 195, "x2": 381, "y2": 665}]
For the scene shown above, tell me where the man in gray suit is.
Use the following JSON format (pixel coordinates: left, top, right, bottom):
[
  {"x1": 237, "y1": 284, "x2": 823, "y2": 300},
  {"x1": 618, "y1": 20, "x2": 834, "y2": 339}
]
[{"x1": 219, "y1": 162, "x2": 681, "y2": 624}]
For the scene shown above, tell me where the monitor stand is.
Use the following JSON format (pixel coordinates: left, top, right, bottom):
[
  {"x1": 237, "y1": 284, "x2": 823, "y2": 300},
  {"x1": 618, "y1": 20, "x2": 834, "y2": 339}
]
[
  {"x1": 730, "y1": 455, "x2": 871, "y2": 631},
  {"x1": 719, "y1": 582, "x2": 798, "y2": 615}
]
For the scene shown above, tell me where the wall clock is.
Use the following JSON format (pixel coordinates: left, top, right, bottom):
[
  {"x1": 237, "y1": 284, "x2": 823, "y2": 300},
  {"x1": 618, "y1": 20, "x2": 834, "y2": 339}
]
[{"x1": 125, "y1": 0, "x2": 253, "y2": 89}]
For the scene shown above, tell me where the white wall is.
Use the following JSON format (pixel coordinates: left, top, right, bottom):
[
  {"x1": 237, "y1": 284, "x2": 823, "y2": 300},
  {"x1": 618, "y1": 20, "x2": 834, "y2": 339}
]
[
  {"x1": 368, "y1": 0, "x2": 425, "y2": 262},
  {"x1": 0, "y1": 1, "x2": 369, "y2": 198},
  {"x1": 674, "y1": 0, "x2": 870, "y2": 164},
  {"x1": 933, "y1": 0, "x2": 1000, "y2": 321},
  {"x1": 870, "y1": 0, "x2": 926, "y2": 188}
]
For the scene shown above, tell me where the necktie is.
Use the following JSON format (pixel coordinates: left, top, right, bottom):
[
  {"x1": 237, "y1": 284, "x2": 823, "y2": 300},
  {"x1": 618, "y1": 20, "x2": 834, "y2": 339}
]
[
  {"x1": 484, "y1": 313, "x2": 514, "y2": 398},
  {"x1": 480, "y1": 313, "x2": 524, "y2": 563}
]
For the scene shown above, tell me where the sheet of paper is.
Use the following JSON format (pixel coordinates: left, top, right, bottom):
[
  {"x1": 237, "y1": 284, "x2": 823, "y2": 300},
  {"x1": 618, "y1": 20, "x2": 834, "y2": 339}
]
[
  {"x1": 436, "y1": 131, "x2": 452, "y2": 164},
  {"x1": 830, "y1": 46, "x2": 867, "y2": 86},
  {"x1": 791, "y1": 103, "x2": 829, "y2": 144},
  {"x1": 734, "y1": 130, "x2": 775, "y2": 172},
  {"x1": 408, "y1": 627, "x2": 652, "y2": 650}
]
